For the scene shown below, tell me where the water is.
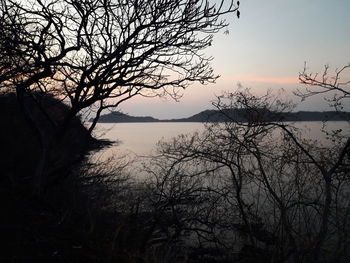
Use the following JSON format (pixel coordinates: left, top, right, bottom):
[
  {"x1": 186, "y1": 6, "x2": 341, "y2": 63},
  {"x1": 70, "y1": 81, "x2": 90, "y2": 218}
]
[
  {"x1": 90, "y1": 121, "x2": 350, "y2": 254},
  {"x1": 92, "y1": 122, "x2": 205, "y2": 156},
  {"x1": 91, "y1": 121, "x2": 349, "y2": 158}
]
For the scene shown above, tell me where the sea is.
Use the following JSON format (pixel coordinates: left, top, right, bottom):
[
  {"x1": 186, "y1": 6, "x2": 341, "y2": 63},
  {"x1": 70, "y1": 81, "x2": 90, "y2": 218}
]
[{"x1": 90, "y1": 121, "x2": 349, "y2": 159}]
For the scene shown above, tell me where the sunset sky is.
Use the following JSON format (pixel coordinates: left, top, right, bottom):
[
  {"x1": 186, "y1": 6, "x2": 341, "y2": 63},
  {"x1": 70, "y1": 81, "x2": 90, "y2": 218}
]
[{"x1": 121, "y1": 0, "x2": 350, "y2": 119}]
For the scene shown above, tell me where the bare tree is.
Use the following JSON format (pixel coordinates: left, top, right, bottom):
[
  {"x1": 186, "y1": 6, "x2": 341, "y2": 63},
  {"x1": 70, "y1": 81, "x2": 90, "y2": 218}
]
[
  {"x1": 0, "y1": 0, "x2": 239, "y2": 190},
  {"x1": 145, "y1": 88, "x2": 350, "y2": 262},
  {"x1": 297, "y1": 63, "x2": 350, "y2": 261},
  {"x1": 0, "y1": 0, "x2": 239, "y2": 129},
  {"x1": 297, "y1": 63, "x2": 350, "y2": 111}
]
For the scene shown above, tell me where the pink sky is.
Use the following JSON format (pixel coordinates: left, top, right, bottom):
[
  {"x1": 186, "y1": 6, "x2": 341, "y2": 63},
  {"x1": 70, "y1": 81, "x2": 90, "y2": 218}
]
[
  {"x1": 117, "y1": 0, "x2": 350, "y2": 119},
  {"x1": 227, "y1": 75, "x2": 298, "y2": 85}
]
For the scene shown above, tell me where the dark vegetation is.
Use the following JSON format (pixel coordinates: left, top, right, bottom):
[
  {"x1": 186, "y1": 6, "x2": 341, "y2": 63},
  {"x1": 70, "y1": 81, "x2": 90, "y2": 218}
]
[
  {"x1": 0, "y1": 0, "x2": 241, "y2": 261},
  {"x1": 2, "y1": 85, "x2": 350, "y2": 262},
  {"x1": 0, "y1": 92, "x2": 110, "y2": 262},
  {"x1": 1, "y1": 92, "x2": 98, "y2": 185},
  {"x1": 1, "y1": 0, "x2": 350, "y2": 262}
]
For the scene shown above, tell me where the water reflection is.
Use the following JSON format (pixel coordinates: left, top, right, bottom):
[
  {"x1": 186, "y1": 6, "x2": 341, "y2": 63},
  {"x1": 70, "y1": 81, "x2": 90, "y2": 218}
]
[{"x1": 92, "y1": 121, "x2": 349, "y2": 157}]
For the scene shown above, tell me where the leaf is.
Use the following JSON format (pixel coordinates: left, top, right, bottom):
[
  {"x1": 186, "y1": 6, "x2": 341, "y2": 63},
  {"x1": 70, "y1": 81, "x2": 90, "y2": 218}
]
[{"x1": 237, "y1": 10, "x2": 240, "y2": 18}]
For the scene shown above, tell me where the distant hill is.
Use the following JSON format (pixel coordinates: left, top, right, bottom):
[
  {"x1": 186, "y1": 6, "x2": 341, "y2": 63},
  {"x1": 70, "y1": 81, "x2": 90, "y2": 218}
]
[
  {"x1": 96, "y1": 111, "x2": 159, "y2": 122},
  {"x1": 95, "y1": 109, "x2": 350, "y2": 123},
  {"x1": 283, "y1": 111, "x2": 350, "y2": 121}
]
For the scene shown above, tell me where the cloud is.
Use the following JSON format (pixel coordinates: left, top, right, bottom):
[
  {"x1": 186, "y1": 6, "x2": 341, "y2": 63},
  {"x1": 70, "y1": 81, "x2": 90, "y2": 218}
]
[{"x1": 223, "y1": 75, "x2": 298, "y2": 85}]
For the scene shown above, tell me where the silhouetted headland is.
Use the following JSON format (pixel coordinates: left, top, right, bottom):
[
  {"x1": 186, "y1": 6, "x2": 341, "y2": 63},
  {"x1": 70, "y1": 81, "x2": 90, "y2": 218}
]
[{"x1": 0, "y1": 92, "x2": 107, "y2": 186}]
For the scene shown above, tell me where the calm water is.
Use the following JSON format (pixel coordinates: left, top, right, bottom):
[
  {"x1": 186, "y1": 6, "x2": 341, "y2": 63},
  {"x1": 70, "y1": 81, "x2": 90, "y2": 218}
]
[{"x1": 92, "y1": 121, "x2": 349, "y2": 158}]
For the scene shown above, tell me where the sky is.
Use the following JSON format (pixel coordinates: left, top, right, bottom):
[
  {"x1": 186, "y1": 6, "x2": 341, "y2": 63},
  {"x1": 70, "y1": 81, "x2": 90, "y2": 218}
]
[{"x1": 120, "y1": 0, "x2": 350, "y2": 119}]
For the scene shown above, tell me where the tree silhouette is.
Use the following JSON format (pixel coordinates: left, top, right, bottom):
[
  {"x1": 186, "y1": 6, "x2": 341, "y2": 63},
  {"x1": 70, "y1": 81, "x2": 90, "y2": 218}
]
[
  {"x1": 0, "y1": 0, "x2": 239, "y2": 190},
  {"x1": 146, "y1": 88, "x2": 350, "y2": 262},
  {"x1": 0, "y1": 0, "x2": 239, "y2": 130}
]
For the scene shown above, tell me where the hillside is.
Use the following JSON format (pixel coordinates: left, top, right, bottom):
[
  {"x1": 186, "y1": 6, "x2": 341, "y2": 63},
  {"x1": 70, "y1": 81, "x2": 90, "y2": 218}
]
[
  {"x1": 96, "y1": 111, "x2": 159, "y2": 122},
  {"x1": 95, "y1": 109, "x2": 350, "y2": 123},
  {"x1": 0, "y1": 92, "x2": 99, "y2": 185}
]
